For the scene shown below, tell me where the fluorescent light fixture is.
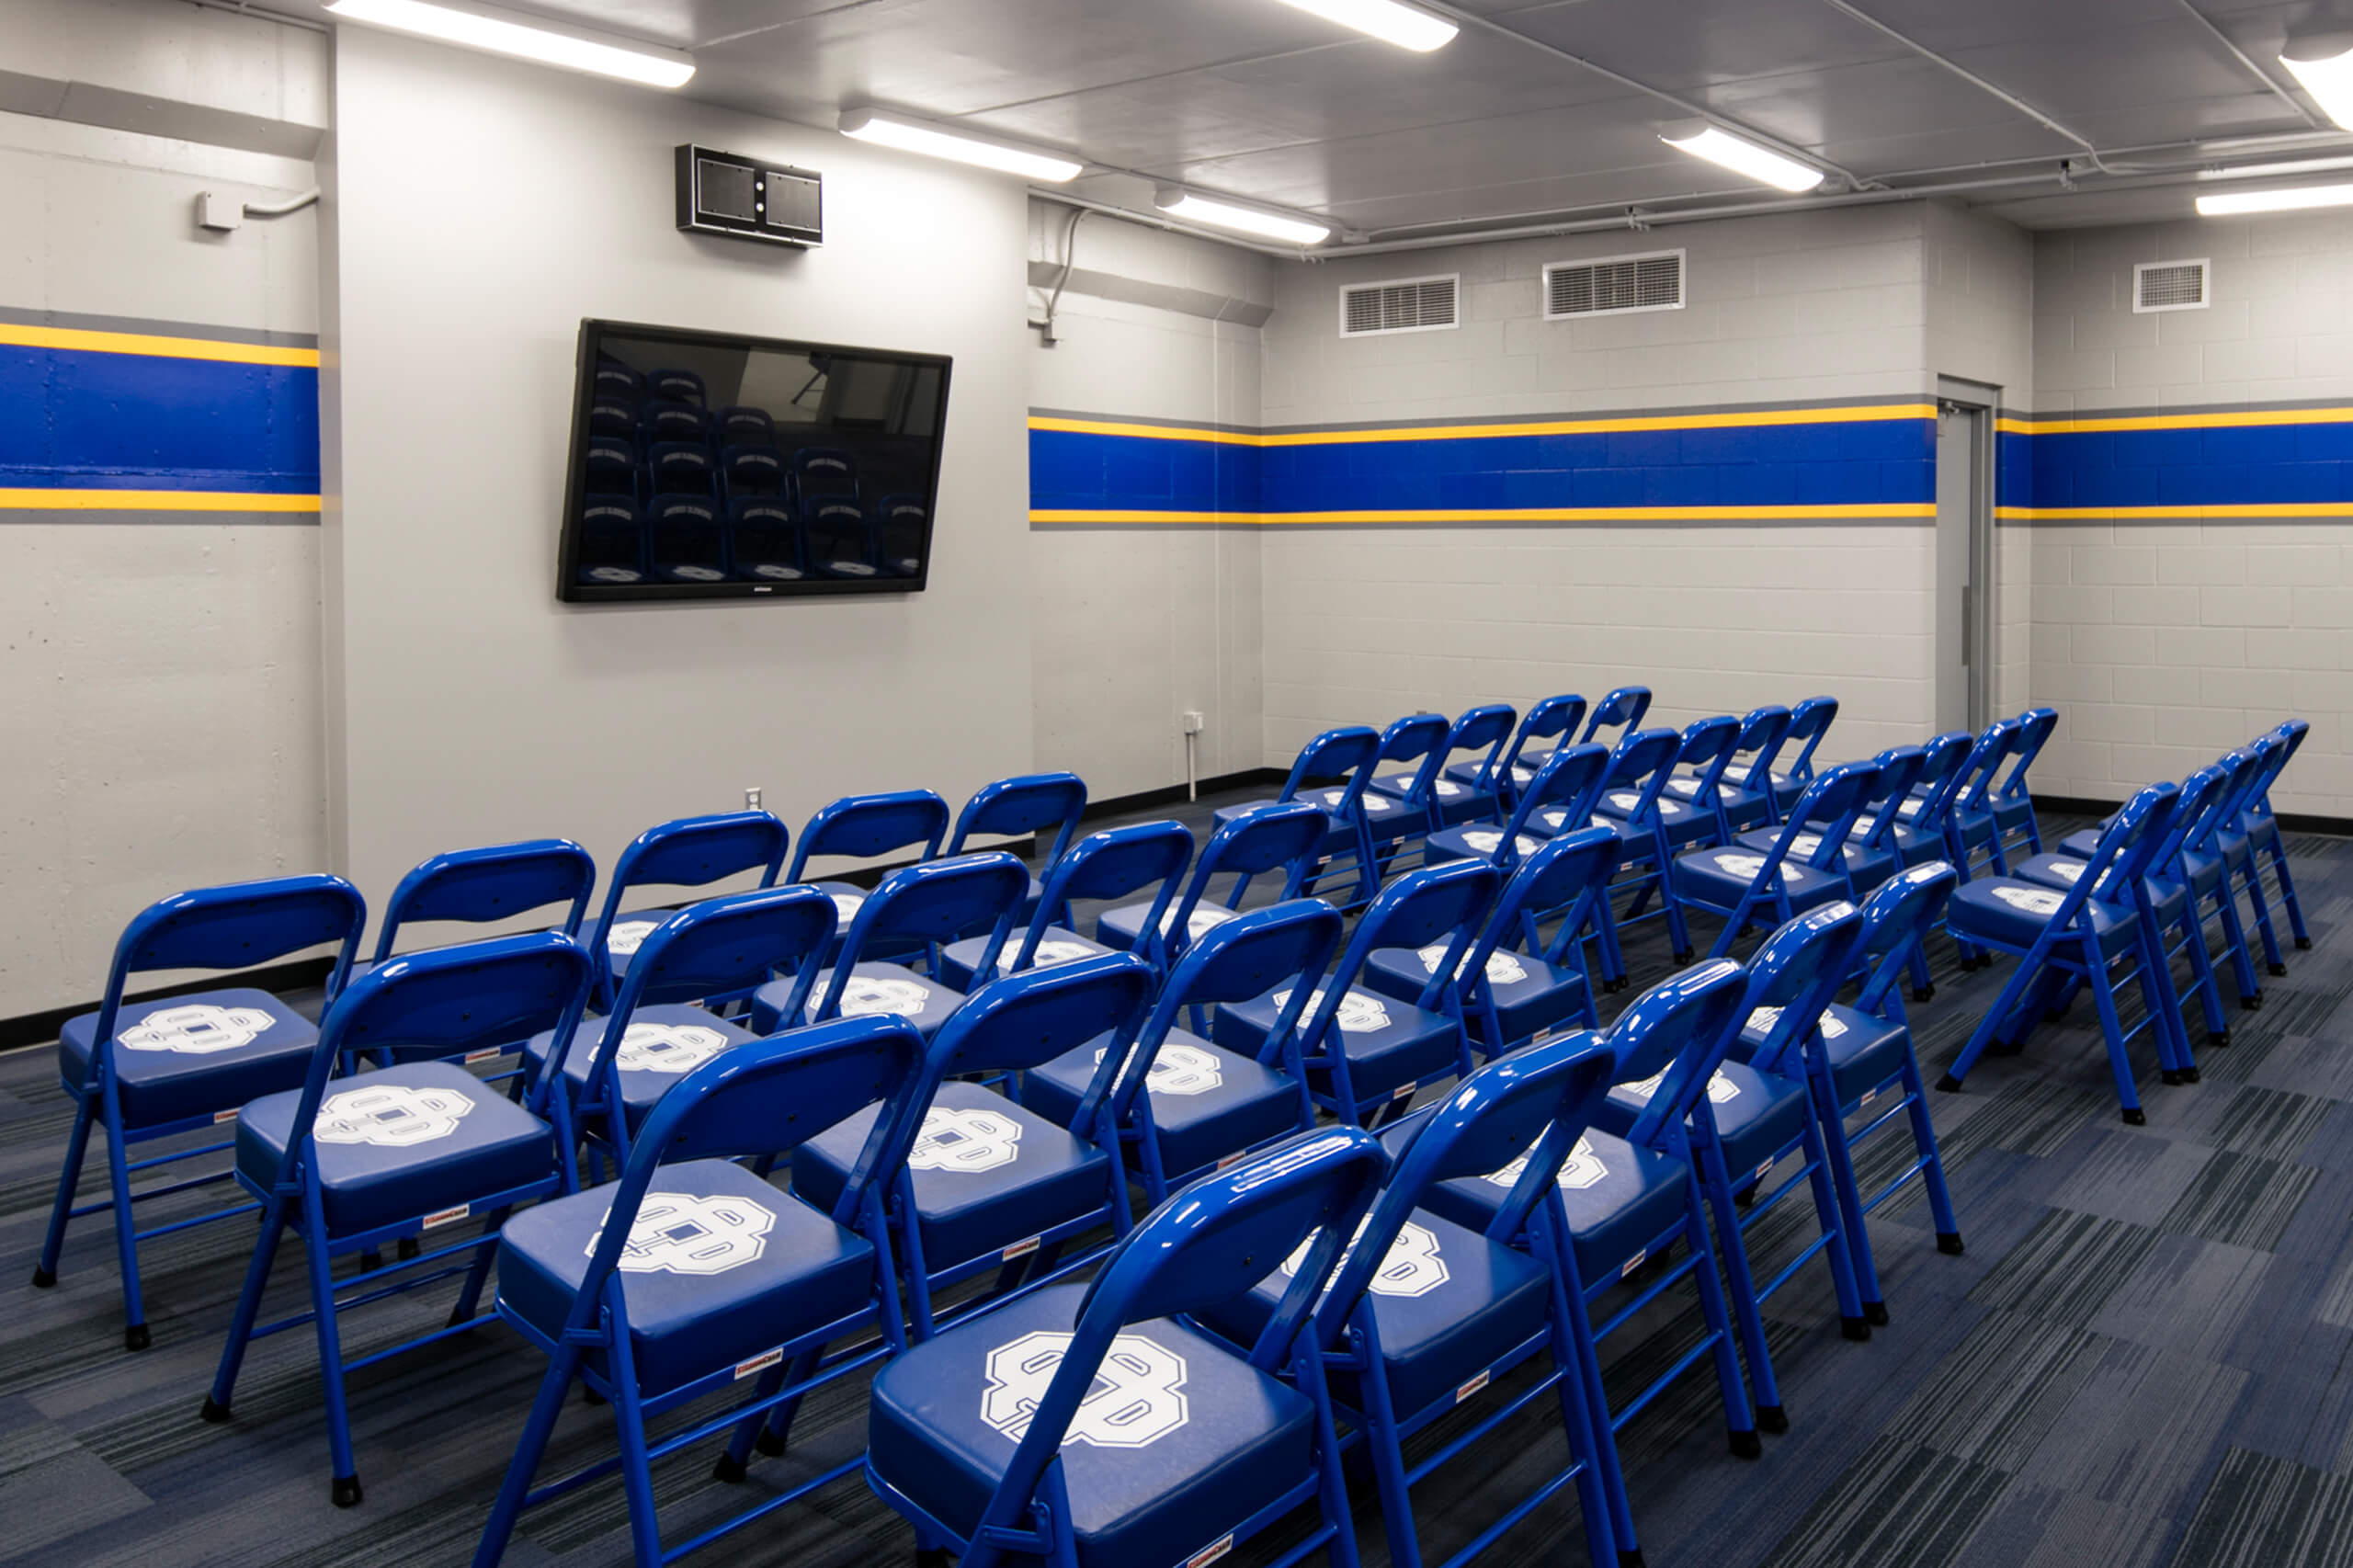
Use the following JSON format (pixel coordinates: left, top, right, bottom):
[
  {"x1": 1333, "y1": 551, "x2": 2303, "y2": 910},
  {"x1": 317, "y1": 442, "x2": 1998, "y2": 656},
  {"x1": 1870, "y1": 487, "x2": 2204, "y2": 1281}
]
[
  {"x1": 837, "y1": 108, "x2": 1083, "y2": 182},
  {"x1": 1266, "y1": 0, "x2": 1458, "y2": 51},
  {"x1": 2198, "y1": 154, "x2": 2353, "y2": 181},
  {"x1": 1154, "y1": 188, "x2": 1332, "y2": 245},
  {"x1": 2197, "y1": 181, "x2": 2353, "y2": 217},
  {"x1": 2281, "y1": 32, "x2": 2353, "y2": 131},
  {"x1": 1659, "y1": 123, "x2": 1826, "y2": 194},
  {"x1": 325, "y1": 0, "x2": 694, "y2": 87}
]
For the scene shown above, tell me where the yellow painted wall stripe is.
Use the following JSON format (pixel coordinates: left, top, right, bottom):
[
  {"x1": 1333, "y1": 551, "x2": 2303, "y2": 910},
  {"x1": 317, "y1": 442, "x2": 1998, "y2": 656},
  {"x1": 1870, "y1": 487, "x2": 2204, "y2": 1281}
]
[
  {"x1": 0, "y1": 322, "x2": 320, "y2": 369},
  {"x1": 0, "y1": 489, "x2": 322, "y2": 513},
  {"x1": 1997, "y1": 502, "x2": 2353, "y2": 520},
  {"x1": 1033, "y1": 503, "x2": 1935, "y2": 526},
  {"x1": 1031, "y1": 402, "x2": 1938, "y2": 449},
  {"x1": 1996, "y1": 407, "x2": 2353, "y2": 436}
]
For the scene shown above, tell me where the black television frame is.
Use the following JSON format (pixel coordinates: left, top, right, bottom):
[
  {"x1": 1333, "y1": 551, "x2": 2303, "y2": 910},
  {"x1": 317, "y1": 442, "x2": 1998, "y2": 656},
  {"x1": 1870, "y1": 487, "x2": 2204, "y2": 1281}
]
[{"x1": 555, "y1": 317, "x2": 952, "y2": 603}]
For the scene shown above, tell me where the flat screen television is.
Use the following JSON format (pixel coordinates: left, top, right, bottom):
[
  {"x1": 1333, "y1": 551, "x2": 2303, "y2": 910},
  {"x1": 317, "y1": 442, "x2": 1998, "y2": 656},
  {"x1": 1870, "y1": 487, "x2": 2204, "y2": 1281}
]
[{"x1": 556, "y1": 318, "x2": 950, "y2": 601}]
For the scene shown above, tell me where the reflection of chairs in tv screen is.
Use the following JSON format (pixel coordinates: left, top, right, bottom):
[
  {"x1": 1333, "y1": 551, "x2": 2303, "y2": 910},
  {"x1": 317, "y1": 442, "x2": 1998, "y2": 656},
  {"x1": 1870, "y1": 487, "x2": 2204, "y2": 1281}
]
[
  {"x1": 644, "y1": 367, "x2": 706, "y2": 406},
  {"x1": 803, "y1": 498, "x2": 876, "y2": 577},
  {"x1": 638, "y1": 399, "x2": 709, "y2": 444},
  {"x1": 716, "y1": 405, "x2": 774, "y2": 446},
  {"x1": 575, "y1": 495, "x2": 645, "y2": 585},
  {"x1": 728, "y1": 496, "x2": 806, "y2": 583},
  {"x1": 586, "y1": 396, "x2": 637, "y2": 438},
  {"x1": 872, "y1": 495, "x2": 926, "y2": 576},
  {"x1": 592, "y1": 360, "x2": 642, "y2": 409},
  {"x1": 647, "y1": 494, "x2": 729, "y2": 583},
  {"x1": 792, "y1": 448, "x2": 858, "y2": 504},
  {"x1": 721, "y1": 443, "x2": 785, "y2": 497},
  {"x1": 648, "y1": 440, "x2": 715, "y2": 496},
  {"x1": 583, "y1": 437, "x2": 638, "y2": 504}
]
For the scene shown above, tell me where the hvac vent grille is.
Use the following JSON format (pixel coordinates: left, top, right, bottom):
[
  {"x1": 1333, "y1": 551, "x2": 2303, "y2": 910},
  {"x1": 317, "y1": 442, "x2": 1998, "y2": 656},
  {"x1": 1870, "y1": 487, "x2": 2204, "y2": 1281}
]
[
  {"x1": 1544, "y1": 250, "x2": 1685, "y2": 318},
  {"x1": 1339, "y1": 275, "x2": 1460, "y2": 336},
  {"x1": 2134, "y1": 258, "x2": 2210, "y2": 312}
]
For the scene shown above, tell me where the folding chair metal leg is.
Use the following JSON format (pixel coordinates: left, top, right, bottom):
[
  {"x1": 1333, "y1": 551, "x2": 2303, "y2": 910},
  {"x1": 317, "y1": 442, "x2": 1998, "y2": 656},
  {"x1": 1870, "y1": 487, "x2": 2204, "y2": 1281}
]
[
  {"x1": 1810, "y1": 1072, "x2": 1886, "y2": 1317},
  {"x1": 99, "y1": 1083, "x2": 148, "y2": 1349},
  {"x1": 1940, "y1": 944, "x2": 2044, "y2": 1089},
  {"x1": 299, "y1": 1182, "x2": 364, "y2": 1506},
  {"x1": 2176, "y1": 909, "x2": 2230, "y2": 1051},
  {"x1": 33, "y1": 1095, "x2": 95, "y2": 1290},
  {"x1": 604, "y1": 1312, "x2": 665, "y2": 1567},
  {"x1": 2265, "y1": 837, "x2": 2311, "y2": 949},
  {"x1": 449, "y1": 1211, "x2": 508, "y2": 1325},
  {"x1": 2083, "y1": 949, "x2": 2148, "y2": 1126},
  {"x1": 1677, "y1": 1180, "x2": 1759, "y2": 1453},
  {"x1": 2238, "y1": 859, "x2": 2287, "y2": 977},
  {"x1": 1356, "y1": 1348, "x2": 1424, "y2": 1568},
  {"x1": 203, "y1": 1195, "x2": 290, "y2": 1422},
  {"x1": 473, "y1": 1347, "x2": 581, "y2": 1568},
  {"x1": 2209, "y1": 883, "x2": 2263, "y2": 1007}
]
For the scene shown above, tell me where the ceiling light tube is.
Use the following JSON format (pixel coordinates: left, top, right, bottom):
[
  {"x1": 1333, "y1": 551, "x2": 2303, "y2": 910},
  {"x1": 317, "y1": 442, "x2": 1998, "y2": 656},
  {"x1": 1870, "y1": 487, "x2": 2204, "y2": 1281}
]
[
  {"x1": 1266, "y1": 0, "x2": 1459, "y2": 51},
  {"x1": 1153, "y1": 188, "x2": 1332, "y2": 245},
  {"x1": 837, "y1": 108, "x2": 1084, "y2": 182},
  {"x1": 2198, "y1": 154, "x2": 2353, "y2": 181},
  {"x1": 325, "y1": 0, "x2": 694, "y2": 87},
  {"x1": 2197, "y1": 181, "x2": 2353, "y2": 216},
  {"x1": 1659, "y1": 123, "x2": 1827, "y2": 194},
  {"x1": 2282, "y1": 31, "x2": 2353, "y2": 131}
]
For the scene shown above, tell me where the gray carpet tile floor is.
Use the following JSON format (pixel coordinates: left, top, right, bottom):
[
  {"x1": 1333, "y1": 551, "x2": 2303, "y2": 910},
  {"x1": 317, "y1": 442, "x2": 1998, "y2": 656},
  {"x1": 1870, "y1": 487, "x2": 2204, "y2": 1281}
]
[{"x1": 2, "y1": 790, "x2": 2348, "y2": 1568}]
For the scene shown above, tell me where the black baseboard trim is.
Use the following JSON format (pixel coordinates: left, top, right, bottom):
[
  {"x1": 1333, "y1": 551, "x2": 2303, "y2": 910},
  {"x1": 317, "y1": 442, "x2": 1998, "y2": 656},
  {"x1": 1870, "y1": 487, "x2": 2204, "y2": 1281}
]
[
  {"x1": 0, "y1": 955, "x2": 339, "y2": 1055},
  {"x1": 2039, "y1": 794, "x2": 2353, "y2": 839},
  {"x1": 1081, "y1": 769, "x2": 1287, "y2": 823}
]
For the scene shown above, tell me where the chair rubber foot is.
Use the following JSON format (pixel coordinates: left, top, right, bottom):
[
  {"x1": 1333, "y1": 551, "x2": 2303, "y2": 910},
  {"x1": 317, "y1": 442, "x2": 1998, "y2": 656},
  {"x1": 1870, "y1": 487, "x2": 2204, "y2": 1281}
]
[
  {"x1": 1620, "y1": 1552, "x2": 1646, "y2": 1568},
  {"x1": 1864, "y1": 1301, "x2": 1891, "y2": 1326},
  {"x1": 2296, "y1": 937, "x2": 2313, "y2": 951},
  {"x1": 1729, "y1": 1427, "x2": 1763, "y2": 1460},
  {"x1": 2268, "y1": 963, "x2": 2289, "y2": 978},
  {"x1": 2183, "y1": 1067, "x2": 2201, "y2": 1084},
  {"x1": 1674, "y1": 950, "x2": 1695, "y2": 965},
  {"x1": 1911, "y1": 985, "x2": 1935, "y2": 1003},
  {"x1": 124, "y1": 1324, "x2": 150, "y2": 1352},
  {"x1": 331, "y1": 1474, "x2": 362, "y2": 1508},
  {"x1": 1935, "y1": 1073, "x2": 1961, "y2": 1094},
  {"x1": 1841, "y1": 1315, "x2": 1871, "y2": 1342},
  {"x1": 2121, "y1": 1108, "x2": 2147, "y2": 1126},
  {"x1": 712, "y1": 1454, "x2": 747, "y2": 1484},
  {"x1": 2162, "y1": 1069, "x2": 2183, "y2": 1085},
  {"x1": 2241, "y1": 994, "x2": 2262, "y2": 1011},
  {"x1": 29, "y1": 1267, "x2": 53, "y2": 1289},
  {"x1": 199, "y1": 1396, "x2": 232, "y2": 1425},
  {"x1": 1938, "y1": 1231, "x2": 1966, "y2": 1256},
  {"x1": 1756, "y1": 1403, "x2": 1789, "y2": 1434},
  {"x1": 2211, "y1": 1030, "x2": 2231, "y2": 1047},
  {"x1": 755, "y1": 1428, "x2": 789, "y2": 1457}
]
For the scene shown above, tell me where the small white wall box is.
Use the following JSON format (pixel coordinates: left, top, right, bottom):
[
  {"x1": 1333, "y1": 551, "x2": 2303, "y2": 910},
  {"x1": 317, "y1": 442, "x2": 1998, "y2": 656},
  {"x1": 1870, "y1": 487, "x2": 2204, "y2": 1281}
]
[
  {"x1": 196, "y1": 192, "x2": 244, "y2": 232},
  {"x1": 676, "y1": 145, "x2": 823, "y2": 247}
]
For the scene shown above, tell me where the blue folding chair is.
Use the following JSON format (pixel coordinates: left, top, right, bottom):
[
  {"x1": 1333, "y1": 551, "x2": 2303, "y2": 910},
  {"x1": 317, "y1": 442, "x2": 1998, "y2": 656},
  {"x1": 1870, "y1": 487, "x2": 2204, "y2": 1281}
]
[
  {"x1": 1365, "y1": 827, "x2": 1620, "y2": 1057},
  {"x1": 1936, "y1": 715, "x2": 2024, "y2": 885},
  {"x1": 1728, "y1": 747, "x2": 1926, "y2": 900},
  {"x1": 1454, "y1": 692, "x2": 1586, "y2": 812},
  {"x1": 2245, "y1": 719, "x2": 2313, "y2": 953},
  {"x1": 2087, "y1": 743, "x2": 2277, "y2": 1010},
  {"x1": 527, "y1": 885, "x2": 838, "y2": 1168},
  {"x1": 1424, "y1": 741, "x2": 1613, "y2": 871},
  {"x1": 788, "y1": 790, "x2": 951, "y2": 949},
  {"x1": 202, "y1": 931, "x2": 597, "y2": 1505},
  {"x1": 1597, "y1": 713, "x2": 1744, "y2": 851},
  {"x1": 1736, "y1": 695, "x2": 1837, "y2": 813},
  {"x1": 1214, "y1": 858, "x2": 1501, "y2": 1126},
  {"x1": 2216, "y1": 730, "x2": 2301, "y2": 982},
  {"x1": 1360, "y1": 712, "x2": 1457, "y2": 870},
  {"x1": 1593, "y1": 903, "x2": 1876, "y2": 1430},
  {"x1": 1197, "y1": 1033, "x2": 1626, "y2": 1568},
  {"x1": 1676, "y1": 762, "x2": 1884, "y2": 959},
  {"x1": 1849, "y1": 730, "x2": 1974, "y2": 871},
  {"x1": 1578, "y1": 685, "x2": 1653, "y2": 751},
  {"x1": 648, "y1": 494, "x2": 729, "y2": 582},
  {"x1": 728, "y1": 495, "x2": 807, "y2": 583},
  {"x1": 645, "y1": 366, "x2": 706, "y2": 406},
  {"x1": 1938, "y1": 782, "x2": 2186, "y2": 1124},
  {"x1": 472, "y1": 1016, "x2": 932, "y2": 1568},
  {"x1": 1400, "y1": 960, "x2": 1765, "y2": 1563},
  {"x1": 584, "y1": 811, "x2": 790, "y2": 1004},
  {"x1": 1212, "y1": 725, "x2": 1385, "y2": 908},
  {"x1": 865, "y1": 1124, "x2": 1386, "y2": 1568},
  {"x1": 1991, "y1": 707, "x2": 2060, "y2": 858},
  {"x1": 795, "y1": 952, "x2": 1158, "y2": 1339},
  {"x1": 1097, "y1": 799, "x2": 1326, "y2": 971},
  {"x1": 37, "y1": 874, "x2": 367, "y2": 1349},
  {"x1": 938, "y1": 821, "x2": 1192, "y2": 993},
  {"x1": 1582, "y1": 726, "x2": 1699, "y2": 970},
  {"x1": 749, "y1": 852, "x2": 1030, "y2": 1040},
  {"x1": 1735, "y1": 862, "x2": 1967, "y2": 1324},
  {"x1": 946, "y1": 772, "x2": 1088, "y2": 926},
  {"x1": 576, "y1": 494, "x2": 646, "y2": 584},
  {"x1": 1025, "y1": 900, "x2": 1343, "y2": 1204},
  {"x1": 1377, "y1": 702, "x2": 1518, "y2": 826},
  {"x1": 1668, "y1": 704, "x2": 1791, "y2": 830}
]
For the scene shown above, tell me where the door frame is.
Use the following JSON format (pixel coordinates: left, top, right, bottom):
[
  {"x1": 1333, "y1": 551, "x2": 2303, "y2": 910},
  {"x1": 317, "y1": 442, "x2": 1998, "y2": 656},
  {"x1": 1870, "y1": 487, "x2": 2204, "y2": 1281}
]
[{"x1": 1937, "y1": 376, "x2": 1999, "y2": 733}]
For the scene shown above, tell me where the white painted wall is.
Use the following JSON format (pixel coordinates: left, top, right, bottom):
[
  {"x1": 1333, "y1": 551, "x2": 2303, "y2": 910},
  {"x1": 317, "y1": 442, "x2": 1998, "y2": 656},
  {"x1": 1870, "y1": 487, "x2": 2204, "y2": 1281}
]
[
  {"x1": 327, "y1": 28, "x2": 1036, "y2": 903},
  {"x1": 1026, "y1": 203, "x2": 1271, "y2": 801},
  {"x1": 1256, "y1": 205, "x2": 1944, "y2": 766},
  {"x1": 2030, "y1": 216, "x2": 2351, "y2": 816},
  {"x1": 0, "y1": 108, "x2": 325, "y2": 1018}
]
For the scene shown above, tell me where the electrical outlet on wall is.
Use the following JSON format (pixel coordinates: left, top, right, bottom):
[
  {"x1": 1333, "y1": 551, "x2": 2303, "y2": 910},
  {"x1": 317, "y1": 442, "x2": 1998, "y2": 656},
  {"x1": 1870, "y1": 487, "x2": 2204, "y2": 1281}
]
[
  {"x1": 745, "y1": 786, "x2": 763, "y2": 811},
  {"x1": 1181, "y1": 710, "x2": 1205, "y2": 735}
]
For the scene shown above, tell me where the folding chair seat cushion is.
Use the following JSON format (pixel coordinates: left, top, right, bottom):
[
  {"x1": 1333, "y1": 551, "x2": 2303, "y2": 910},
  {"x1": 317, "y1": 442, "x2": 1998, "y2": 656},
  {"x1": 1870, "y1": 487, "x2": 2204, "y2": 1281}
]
[
  {"x1": 2018, "y1": 856, "x2": 2192, "y2": 926},
  {"x1": 1840, "y1": 810, "x2": 1939, "y2": 863},
  {"x1": 1396, "y1": 1120, "x2": 1687, "y2": 1286},
  {"x1": 1096, "y1": 901, "x2": 1238, "y2": 952},
  {"x1": 1426, "y1": 824, "x2": 1543, "y2": 863},
  {"x1": 1592, "y1": 790, "x2": 1712, "y2": 846},
  {"x1": 794, "y1": 1081, "x2": 1109, "y2": 1267},
  {"x1": 59, "y1": 988, "x2": 317, "y2": 1128},
  {"x1": 937, "y1": 926, "x2": 1110, "y2": 993},
  {"x1": 1197, "y1": 1208, "x2": 1552, "y2": 1417},
  {"x1": 1671, "y1": 849, "x2": 1847, "y2": 912},
  {"x1": 1731, "y1": 826, "x2": 1897, "y2": 890},
  {"x1": 1022, "y1": 1034, "x2": 1297, "y2": 1180},
  {"x1": 1361, "y1": 945, "x2": 1587, "y2": 1050},
  {"x1": 1211, "y1": 983, "x2": 1458, "y2": 1106},
  {"x1": 1371, "y1": 769, "x2": 1474, "y2": 809},
  {"x1": 2057, "y1": 827, "x2": 2103, "y2": 859},
  {"x1": 1733, "y1": 1002, "x2": 1906, "y2": 1107},
  {"x1": 1590, "y1": 1060, "x2": 1805, "y2": 1187},
  {"x1": 522, "y1": 1004, "x2": 756, "y2": 1129},
  {"x1": 498, "y1": 1158, "x2": 872, "y2": 1397},
  {"x1": 1948, "y1": 878, "x2": 2142, "y2": 958},
  {"x1": 751, "y1": 962, "x2": 966, "y2": 1037},
  {"x1": 867, "y1": 1282, "x2": 1317, "y2": 1568},
  {"x1": 234, "y1": 1061, "x2": 554, "y2": 1235}
]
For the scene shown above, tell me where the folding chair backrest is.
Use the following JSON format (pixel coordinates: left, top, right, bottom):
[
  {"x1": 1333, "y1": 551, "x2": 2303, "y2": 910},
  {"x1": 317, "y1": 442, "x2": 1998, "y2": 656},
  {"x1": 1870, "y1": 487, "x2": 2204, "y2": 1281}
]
[
  {"x1": 2243, "y1": 731, "x2": 2294, "y2": 819},
  {"x1": 1376, "y1": 712, "x2": 1454, "y2": 801},
  {"x1": 1782, "y1": 696, "x2": 1839, "y2": 782},
  {"x1": 1444, "y1": 703, "x2": 1518, "y2": 778},
  {"x1": 1855, "y1": 860, "x2": 1960, "y2": 995},
  {"x1": 1676, "y1": 714, "x2": 1744, "y2": 792},
  {"x1": 831, "y1": 853, "x2": 1030, "y2": 978},
  {"x1": 101, "y1": 875, "x2": 368, "y2": 1045},
  {"x1": 1608, "y1": 958, "x2": 1750, "y2": 1148},
  {"x1": 1506, "y1": 742, "x2": 1614, "y2": 844},
  {"x1": 1001, "y1": 821, "x2": 1194, "y2": 975},
  {"x1": 1998, "y1": 708, "x2": 2061, "y2": 801},
  {"x1": 606, "y1": 884, "x2": 839, "y2": 1022},
  {"x1": 1309, "y1": 858, "x2": 1500, "y2": 1025},
  {"x1": 948, "y1": 772, "x2": 1087, "y2": 863},
  {"x1": 593, "y1": 812, "x2": 790, "y2": 959},
  {"x1": 1733, "y1": 901, "x2": 1867, "y2": 1074},
  {"x1": 2148, "y1": 766, "x2": 2230, "y2": 872},
  {"x1": 1581, "y1": 685, "x2": 1653, "y2": 745},
  {"x1": 1727, "y1": 704, "x2": 1795, "y2": 782},
  {"x1": 2199, "y1": 747, "x2": 2268, "y2": 850},
  {"x1": 1168, "y1": 800, "x2": 1329, "y2": 930},
  {"x1": 789, "y1": 790, "x2": 950, "y2": 881},
  {"x1": 1906, "y1": 731, "x2": 1976, "y2": 806},
  {"x1": 1276, "y1": 725, "x2": 1383, "y2": 815},
  {"x1": 2261, "y1": 720, "x2": 2309, "y2": 812},
  {"x1": 1320, "y1": 1030, "x2": 1619, "y2": 1336},
  {"x1": 927, "y1": 951, "x2": 1157, "y2": 1082},
  {"x1": 370, "y1": 839, "x2": 597, "y2": 962},
  {"x1": 1778, "y1": 759, "x2": 1882, "y2": 870},
  {"x1": 1851, "y1": 746, "x2": 1927, "y2": 853},
  {"x1": 2079, "y1": 782, "x2": 2182, "y2": 909},
  {"x1": 1958, "y1": 717, "x2": 2023, "y2": 810},
  {"x1": 1598, "y1": 726, "x2": 1687, "y2": 824},
  {"x1": 1496, "y1": 694, "x2": 1587, "y2": 783}
]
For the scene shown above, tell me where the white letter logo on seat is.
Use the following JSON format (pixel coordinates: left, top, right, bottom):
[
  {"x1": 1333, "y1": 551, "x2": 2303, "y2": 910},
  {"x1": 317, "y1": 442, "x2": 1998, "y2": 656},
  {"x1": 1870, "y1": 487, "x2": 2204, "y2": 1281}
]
[
  {"x1": 598, "y1": 1191, "x2": 775, "y2": 1275},
  {"x1": 1013, "y1": 937, "x2": 1101, "y2": 971},
  {"x1": 313, "y1": 1082, "x2": 474, "y2": 1146},
  {"x1": 1418, "y1": 944, "x2": 1527, "y2": 986},
  {"x1": 1094, "y1": 1041, "x2": 1224, "y2": 1096},
  {"x1": 982, "y1": 1331, "x2": 1189, "y2": 1448},
  {"x1": 1619, "y1": 1067, "x2": 1741, "y2": 1105},
  {"x1": 1992, "y1": 886, "x2": 2064, "y2": 916},
  {"x1": 1272, "y1": 987, "x2": 1391, "y2": 1034},
  {"x1": 909, "y1": 1105, "x2": 1024, "y2": 1172},
  {"x1": 605, "y1": 919, "x2": 660, "y2": 958},
  {"x1": 119, "y1": 1003, "x2": 277, "y2": 1055},
  {"x1": 1279, "y1": 1217, "x2": 1449, "y2": 1298},
  {"x1": 1485, "y1": 1134, "x2": 1608, "y2": 1191},
  {"x1": 835, "y1": 974, "x2": 933, "y2": 1018},
  {"x1": 615, "y1": 1022, "x2": 733, "y2": 1074}
]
